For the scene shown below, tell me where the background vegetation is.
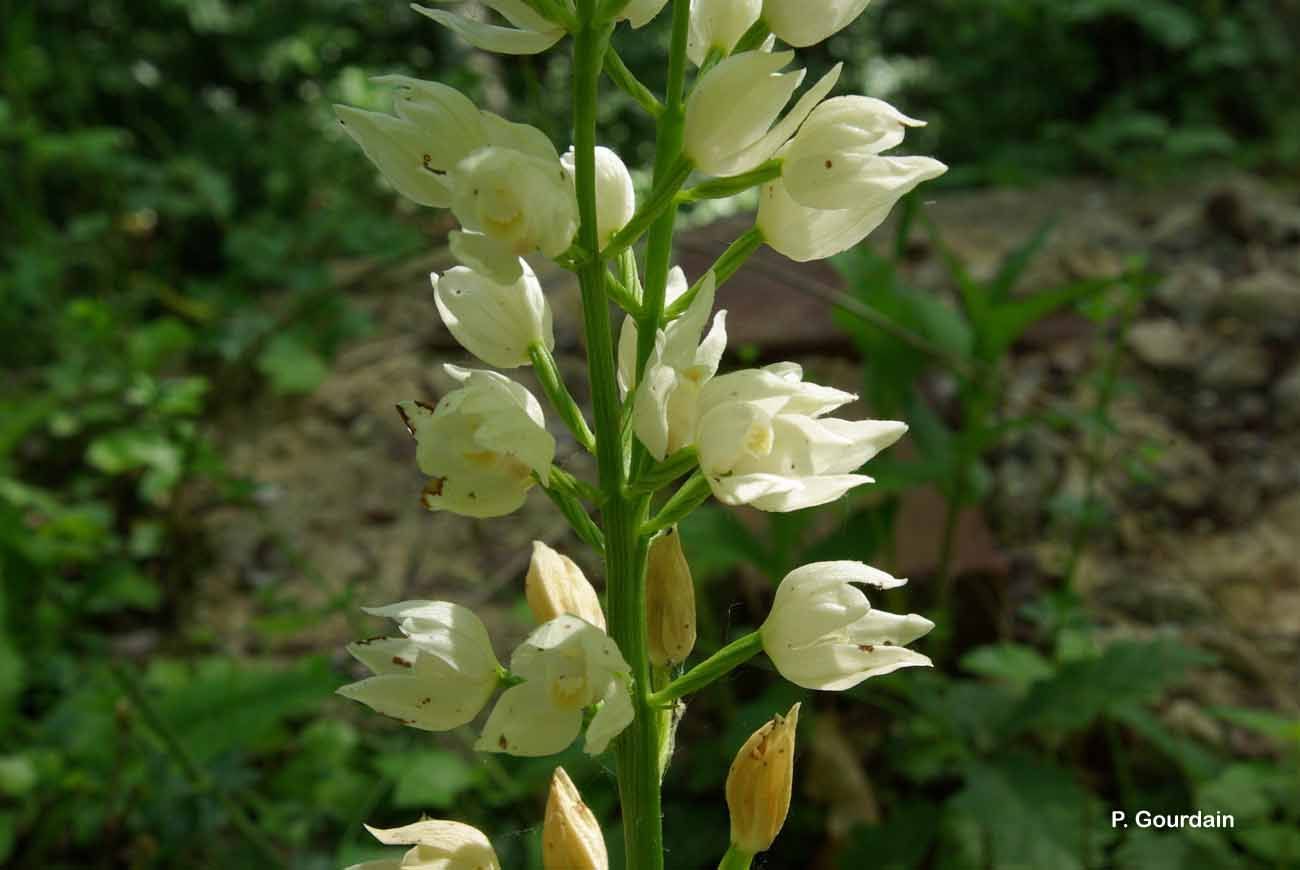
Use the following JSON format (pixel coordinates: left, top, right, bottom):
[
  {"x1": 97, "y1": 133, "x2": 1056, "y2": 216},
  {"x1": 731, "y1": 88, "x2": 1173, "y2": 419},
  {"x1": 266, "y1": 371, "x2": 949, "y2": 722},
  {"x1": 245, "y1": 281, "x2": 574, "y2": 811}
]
[{"x1": 3, "y1": 0, "x2": 1298, "y2": 867}]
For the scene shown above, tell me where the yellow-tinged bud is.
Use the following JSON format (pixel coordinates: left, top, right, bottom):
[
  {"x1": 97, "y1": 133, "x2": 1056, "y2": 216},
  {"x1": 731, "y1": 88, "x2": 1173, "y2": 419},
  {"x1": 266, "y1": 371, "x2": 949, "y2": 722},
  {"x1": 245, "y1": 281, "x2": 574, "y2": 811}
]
[
  {"x1": 543, "y1": 767, "x2": 608, "y2": 870},
  {"x1": 645, "y1": 528, "x2": 697, "y2": 667},
  {"x1": 526, "y1": 541, "x2": 606, "y2": 631},
  {"x1": 725, "y1": 703, "x2": 800, "y2": 854}
]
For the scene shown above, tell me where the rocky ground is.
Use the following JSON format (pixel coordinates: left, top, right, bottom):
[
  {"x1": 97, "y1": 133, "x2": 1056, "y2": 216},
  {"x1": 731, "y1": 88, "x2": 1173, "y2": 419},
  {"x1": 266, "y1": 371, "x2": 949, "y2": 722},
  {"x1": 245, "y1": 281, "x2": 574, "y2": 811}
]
[{"x1": 194, "y1": 173, "x2": 1300, "y2": 720}]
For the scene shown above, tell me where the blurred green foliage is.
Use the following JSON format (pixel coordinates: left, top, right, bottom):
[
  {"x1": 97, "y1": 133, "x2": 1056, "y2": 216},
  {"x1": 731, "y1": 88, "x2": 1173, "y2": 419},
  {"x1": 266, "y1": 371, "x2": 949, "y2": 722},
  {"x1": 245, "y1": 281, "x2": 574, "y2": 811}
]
[{"x1": 2, "y1": 0, "x2": 1298, "y2": 866}]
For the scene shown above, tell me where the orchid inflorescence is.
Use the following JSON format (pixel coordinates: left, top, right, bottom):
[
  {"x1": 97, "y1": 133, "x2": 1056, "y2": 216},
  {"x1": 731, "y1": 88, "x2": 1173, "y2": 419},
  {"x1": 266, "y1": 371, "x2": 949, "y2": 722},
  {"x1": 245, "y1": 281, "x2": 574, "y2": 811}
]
[{"x1": 335, "y1": 2, "x2": 942, "y2": 867}]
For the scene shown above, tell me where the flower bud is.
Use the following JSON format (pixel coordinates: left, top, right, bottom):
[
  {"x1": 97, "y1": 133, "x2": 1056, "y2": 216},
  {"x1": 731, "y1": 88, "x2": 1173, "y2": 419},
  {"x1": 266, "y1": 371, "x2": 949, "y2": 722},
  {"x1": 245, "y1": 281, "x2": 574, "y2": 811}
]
[
  {"x1": 762, "y1": 0, "x2": 873, "y2": 48},
  {"x1": 687, "y1": 0, "x2": 762, "y2": 66},
  {"x1": 645, "y1": 528, "x2": 696, "y2": 667},
  {"x1": 561, "y1": 146, "x2": 635, "y2": 247},
  {"x1": 356, "y1": 818, "x2": 501, "y2": 870},
  {"x1": 760, "y1": 561, "x2": 934, "y2": 690},
  {"x1": 526, "y1": 541, "x2": 607, "y2": 631},
  {"x1": 543, "y1": 767, "x2": 609, "y2": 870},
  {"x1": 449, "y1": 146, "x2": 578, "y2": 260},
  {"x1": 684, "y1": 50, "x2": 841, "y2": 177},
  {"x1": 397, "y1": 365, "x2": 556, "y2": 518},
  {"x1": 433, "y1": 260, "x2": 554, "y2": 368},
  {"x1": 725, "y1": 703, "x2": 800, "y2": 854}
]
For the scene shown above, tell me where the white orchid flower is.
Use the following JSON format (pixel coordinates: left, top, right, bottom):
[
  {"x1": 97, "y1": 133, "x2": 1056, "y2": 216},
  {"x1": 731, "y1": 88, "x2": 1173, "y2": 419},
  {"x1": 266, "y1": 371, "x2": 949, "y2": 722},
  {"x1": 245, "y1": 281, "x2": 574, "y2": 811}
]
[
  {"x1": 687, "y1": 0, "x2": 763, "y2": 66},
  {"x1": 757, "y1": 95, "x2": 946, "y2": 261},
  {"x1": 618, "y1": 269, "x2": 726, "y2": 460},
  {"x1": 413, "y1": 1, "x2": 566, "y2": 55},
  {"x1": 618, "y1": 0, "x2": 671, "y2": 27},
  {"x1": 683, "y1": 49, "x2": 841, "y2": 177},
  {"x1": 526, "y1": 540, "x2": 607, "y2": 630},
  {"x1": 760, "y1": 561, "x2": 934, "y2": 690},
  {"x1": 336, "y1": 77, "x2": 577, "y2": 282},
  {"x1": 762, "y1": 0, "x2": 873, "y2": 48},
  {"x1": 432, "y1": 259, "x2": 554, "y2": 369},
  {"x1": 693, "y1": 362, "x2": 905, "y2": 511},
  {"x1": 349, "y1": 818, "x2": 501, "y2": 870},
  {"x1": 337, "y1": 601, "x2": 501, "y2": 731},
  {"x1": 476, "y1": 615, "x2": 633, "y2": 757},
  {"x1": 561, "y1": 145, "x2": 636, "y2": 248},
  {"x1": 398, "y1": 365, "x2": 556, "y2": 518}
]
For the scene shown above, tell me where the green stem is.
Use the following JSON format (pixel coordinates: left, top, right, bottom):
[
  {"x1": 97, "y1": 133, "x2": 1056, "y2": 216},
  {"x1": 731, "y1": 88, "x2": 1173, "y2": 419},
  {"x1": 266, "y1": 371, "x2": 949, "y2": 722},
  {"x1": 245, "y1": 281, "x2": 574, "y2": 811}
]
[
  {"x1": 540, "y1": 471, "x2": 606, "y2": 552},
  {"x1": 677, "y1": 160, "x2": 782, "y2": 203},
  {"x1": 109, "y1": 663, "x2": 284, "y2": 864},
  {"x1": 605, "y1": 45, "x2": 664, "y2": 117},
  {"x1": 628, "y1": 446, "x2": 698, "y2": 495},
  {"x1": 719, "y1": 844, "x2": 756, "y2": 870},
  {"x1": 664, "y1": 227, "x2": 763, "y2": 319},
  {"x1": 643, "y1": 471, "x2": 712, "y2": 536},
  {"x1": 649, "y1": 631, "x2": 763, "y2": 705},
  {"x1": 529, "y1": 343, "x2": 597, "y2": 452},
  {"x1": 601, "y1": 155, "x2": 693, "y2": 261},
  {"x1": 572, "y1": 9, "x2": 664, "y2": 869},
  {"x1": 636, "y1": 0, "x2": 691, "y2": 384}
]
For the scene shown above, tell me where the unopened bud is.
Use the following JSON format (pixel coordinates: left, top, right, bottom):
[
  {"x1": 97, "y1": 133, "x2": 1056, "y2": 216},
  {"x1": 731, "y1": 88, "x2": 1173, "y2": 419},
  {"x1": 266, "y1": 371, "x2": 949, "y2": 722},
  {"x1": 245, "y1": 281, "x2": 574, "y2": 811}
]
[
  {"x1": 645, "y1": 528, "x2": 697, "y2": 667},
  {"x1": 543, "y1": 767, "x2": 608, "y2": 870},
  {"x1": 725, "y1": 703, "x2": 800, "y2": 854},
  {"x1": 526, "y1": 541, "x2": 606, "y2": 630}
]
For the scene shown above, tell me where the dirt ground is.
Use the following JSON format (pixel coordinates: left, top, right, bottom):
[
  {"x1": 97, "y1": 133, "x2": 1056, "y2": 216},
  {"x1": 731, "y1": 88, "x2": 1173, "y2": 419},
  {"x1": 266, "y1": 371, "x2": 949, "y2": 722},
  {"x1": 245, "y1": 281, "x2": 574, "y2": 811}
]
[{"x1": 194, "y1": 173, "x2": 1300, "y2": 722}]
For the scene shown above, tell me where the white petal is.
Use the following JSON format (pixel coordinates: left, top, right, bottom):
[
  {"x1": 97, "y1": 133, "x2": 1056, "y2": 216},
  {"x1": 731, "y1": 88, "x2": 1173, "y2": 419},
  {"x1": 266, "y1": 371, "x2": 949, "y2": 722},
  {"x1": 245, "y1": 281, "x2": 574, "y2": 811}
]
[
  {"x1": 476, "y1": 679, "x2": 583, "y2": 756},
  {"x1": 696, "y1": 400, "x2": 777, "y2": 475},
  {"x1": 712, "y1": 62, "x2": 843, "y2": 177},
  {"x1": 374, "y1": 75, "x2": 486, "y2": 170},
  {"x1": 772, "y1": 640, "x2": 931, "y2": 690},
  {"x1": 361, "y1": 600, "x2": 501, "y2": 676},
  {"x1": 621, "y1": 0, "x2": 671, "y2": 27},
  {"x1": 449, "y1": 230, "x2": 524, "y2": 284},
  {"x1": 334, "y1": 106, "x2": 453, "y2": 207},
  {"x1": 433, "y1": 261, "x2": 553, "y2": 368},
  {"x1": 688, "y1": 0, "x2": 763, "y2": 66},
  {"x1": 745, "y1": 473, "x2": 874, "y2": 511},
  {"x1": 479, "y1": 111, "x2": 560, "y2": 162},
  {"x1": 762, "y1": 0, "x2": 873, "y2": 47},
  {"x1": 586, "y1": 677, "x2": 634, "y2": 754},
  {"x1": 336, "y1": 666, "x2": 493, "y2": 731},
  {"x1": 684, "y1": 50, "x2": 800, "y2": 176},
  {"x1": 633, "y1": 361, "x2": 680, "y2": 461},
  {"x1": 365, "y1": 819, "x2": 499, "y2": 866},
  {"x1": 849, "y1": 609, "x2": 936, "y2": 646},
  {"x1": 412, "y1": 5, "x2": 565, "y2": 54}
]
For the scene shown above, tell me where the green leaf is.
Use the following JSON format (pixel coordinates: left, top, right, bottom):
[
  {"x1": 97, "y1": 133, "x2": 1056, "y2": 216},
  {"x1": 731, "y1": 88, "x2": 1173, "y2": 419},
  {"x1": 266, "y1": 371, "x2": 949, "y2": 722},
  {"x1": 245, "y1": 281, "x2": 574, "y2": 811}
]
[
  {"x1": 1209, "y1": 707, "x2": 1300, "y2": 744},
  {"x1": 256, "y1": 334, "x2": 330, "y2": 395},
  {"x1": 1197, "y1": 763, "x2": 1279, "y2": 822},
  {"x1": 375, "y1": 749, "x2": 481, "y2": 809},
  {"x1": 152, "y1": 656, "x2": 339, "y2": 762},
  {"x1": 1239, "y1": 824, "x2": 1300, "y2": 864},
  {"x1": 988, "y1": 220, "x2": 1055, "y2": 304},
  {"x1": 950, "y1": 754, "x2": 1102, "y2": 870},
  {"x1": 979, "y1": 277, "x2": 1115, "y2": 361},
  {"x1": 839, "y1": 800, "x2": 938, "y2": 870},
  {"x1": 1011, "y1": 639, "x2": 1212, "y2": 734},
  {"x1": 961, "y1": 644, "x2": 1055, "y2": 692}
]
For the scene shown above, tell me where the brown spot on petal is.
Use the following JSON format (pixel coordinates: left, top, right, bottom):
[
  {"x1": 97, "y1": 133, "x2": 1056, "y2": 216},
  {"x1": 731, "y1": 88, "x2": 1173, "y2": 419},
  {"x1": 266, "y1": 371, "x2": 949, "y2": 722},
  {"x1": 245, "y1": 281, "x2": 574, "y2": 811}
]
[
  {"x1": 395, "y1": 404, "x2": 415, "y2": 435},
  {"x1": 498, "y1": 734, "x2": 509, "y2": 749},
  {"x1": 392, "y1": 656, "x2": 413, "y2": 668},
  {"x1": 858, "y1": 644, "x2": 875, "y2": 653},
  {"x1": 414, "y1": 399, "x2": 436, "y2": 413},
  {"x1": 825, "y1": 159, "x2": 833, "y2": 169}
]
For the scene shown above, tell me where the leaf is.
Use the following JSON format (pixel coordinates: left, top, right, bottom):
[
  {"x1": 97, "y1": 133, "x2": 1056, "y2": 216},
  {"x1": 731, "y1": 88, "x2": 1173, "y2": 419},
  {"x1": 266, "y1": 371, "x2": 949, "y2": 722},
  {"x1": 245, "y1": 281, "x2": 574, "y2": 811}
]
[
  {"x1": 1238, "y1": 825, "x2": 1300, "y2": 864},
  {"x1": 979, "y1": 277, "x2": 1115, "y2": 361},
  {"x1": 949, "y1": 754, "x2": 1101, "y2": 870},
  {"x1": 1209, "y1": 707, "x2": 1300, "y2": 744},
  {"x1": 961, "y1": 644, "x2": 1055, "y2": 692},
  {"x1": 152, "y1": 656, "x2": 339, "y2": 762},
  {"x1": 1011, "y1": 639, "x2": 1212, "y2": 735},
  {"x1": 1197, "y1": 763, "x2": 1279, "y2": 822},
  {"x1": 375, "y1": 750, "x2": 481, "y2": 809},
  {"x1": 988, "y1": 220, "x2": 1055, "y2": 304},
  {"x1": 839, "y1": 800, "x2": 938, "y2": 870},
  {"x1": 256, "y1": 334, "x2": 329, "y2": 395}
]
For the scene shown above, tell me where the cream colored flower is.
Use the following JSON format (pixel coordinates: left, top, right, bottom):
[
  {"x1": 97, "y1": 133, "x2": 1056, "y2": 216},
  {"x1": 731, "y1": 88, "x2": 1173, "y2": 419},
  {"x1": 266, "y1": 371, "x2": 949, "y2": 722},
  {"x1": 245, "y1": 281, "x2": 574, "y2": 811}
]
[
  {"x1": 757, "y1": 95, "x2": 946, "y2": 262},
  {"x1": 760, "y1": 561, "x2": 934, "y2": 690},
  {"x1": 432, "y1": 260, "x2": 554, "y2": 369},
  {"x1": 413, "y1": 2, "x2": 565, "y2": 55},
  {"x1": 693, "y1": 362, "x2": 905, "y2": 511},
  {"x1": 398, "y1": 365, "x2": 555, "y2": 518},
  {"x1": 645, "y1": 528, "x2": 697, "y2": 667},
  {"x1": 561, "y1": 145, "x2": 636, "y2": 247},
  {"x1": 725, "y1": 703, "x2": 799, "y2": 854},
  {"x1": 526, "y1": 541, "x2": 607, "y2": 630},
  {"x1": 349, "y1": 818, "x2": 501, "y2": 870},
  {"x1": 762, "y1": 0, "x2": 872, "y2": 47},
  {"x1": 543, "y1": 767, "x2": 609, "y2": 870},
  {"x1": 619, "y1": 0, "x2": 671, "y2": 27},
  {"x1": 684, "y1": 50, "x2": 840, "y2": 177},
  {"x1": 476, "y1": 615, "x2": 632, "y2": 757},
  {"x1": 687, "y1": 0, "x2": 763, "y2": 66},
  {"x1": 337, "y1": 601, "x2": 500, "y2": 731},
  {"x1": 619, "y1": 269, "x2": 726, "y2": 460}
]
